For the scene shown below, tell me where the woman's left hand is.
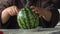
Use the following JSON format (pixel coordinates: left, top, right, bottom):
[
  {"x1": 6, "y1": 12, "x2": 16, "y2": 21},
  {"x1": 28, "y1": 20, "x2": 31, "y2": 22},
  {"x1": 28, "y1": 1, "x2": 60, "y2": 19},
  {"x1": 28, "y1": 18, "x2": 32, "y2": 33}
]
[
  {"x1": 30, "y1": 6, "x2": 40, "y2": 14},
  {"x1": 30, "y1": 6, "x2": 52, "y2": 21},
  {"x1": 30, "y1": 6, "x2": 43, "y2": 17}
]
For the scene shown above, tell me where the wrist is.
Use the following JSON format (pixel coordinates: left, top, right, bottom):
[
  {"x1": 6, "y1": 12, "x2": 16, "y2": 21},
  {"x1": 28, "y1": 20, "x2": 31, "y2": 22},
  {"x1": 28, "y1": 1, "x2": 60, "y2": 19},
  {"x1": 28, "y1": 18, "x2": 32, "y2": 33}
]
[
  {"x1": 1, "y1": 10, "x2": 10, "y2": 24},
  {"x1": 39, "y1": 9, "x2": 52, "y2": 22}
]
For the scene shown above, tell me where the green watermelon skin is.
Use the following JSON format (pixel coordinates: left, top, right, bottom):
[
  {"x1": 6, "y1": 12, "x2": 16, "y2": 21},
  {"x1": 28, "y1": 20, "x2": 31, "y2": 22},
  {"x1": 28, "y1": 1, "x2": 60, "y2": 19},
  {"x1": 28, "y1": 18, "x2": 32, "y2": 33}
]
[{"x1": 17, "y1": 6, "x2": 39, "y2": 29}]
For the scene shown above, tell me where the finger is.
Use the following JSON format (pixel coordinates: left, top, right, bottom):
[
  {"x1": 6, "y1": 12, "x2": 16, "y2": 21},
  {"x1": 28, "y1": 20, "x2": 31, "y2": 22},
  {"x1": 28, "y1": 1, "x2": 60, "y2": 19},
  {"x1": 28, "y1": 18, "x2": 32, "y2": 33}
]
[
  {"x1": 10, "y1": 7, "x2": 16, "y2": 16},
  {"x1": 30, "y1": 6, "x2": 36, "y2": 9},
  {"x1": 6, "y1": 9, "x2": 11, "y2": 16},
  {"x1": 10, "y1": 9, "x2": 14, "y2": 16},
  {"x1": 32, "y1": 9, "x2": 35, "y2": 12},
  {"x1": 9, "y1": 7, "x2": 14, "y2": 16},
  {"x1": 8, "y1": 9, "x2": 13, "y2": 16},
  {"x1": 13, "y1": 6, "x2": 18, "y2": 15},
  {"x1": 13, "y1": 9, "x2": 17, "y2": 16},
  {"x1": 15, "y1": 7, "x2": 18, "y2": 14},
  {"x1": 12, "y1": 6, "x2": 18, "y2": 14},
  {"x1": 5, "y1": 7, "x2": 16, "y2": 16},
  {"x1": 34, "y1": 9, "x2": 38, "y2": 13},
  {"x1": 10, "y1": 6, "x2": 18, "y2": 16},
  {"x1": 34, "y1": 10, "x2": 38, "y2": 14}
]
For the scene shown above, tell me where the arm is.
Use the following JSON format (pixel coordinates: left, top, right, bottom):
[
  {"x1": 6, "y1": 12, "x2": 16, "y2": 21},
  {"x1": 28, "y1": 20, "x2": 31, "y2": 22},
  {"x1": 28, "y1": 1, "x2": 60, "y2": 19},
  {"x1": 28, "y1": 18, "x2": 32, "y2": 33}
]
[
  {"x1": 30, "y1": 0, "x2": 59, "y2": 28},
  {"x1": 0, "y1": 0, "x2": 18, "y2": 24},
  {"x1": 40, "y1": 1, "x2": 59, "y2": 27},
  {"x1": 1, "y1": 6, "x2": 18, "y2": 24},
  {"x1": 38, "y1": 8, "x2": 52, "y2": 22},
  {"x1": 1, "y1": 8, "x2": 10, "y2": 24},
  {"x1": 0, "y1": 6, "x2": 6, "y2": 24},
  {"x1": 41, "y1": 0, "x2": 59, "y2": 28}
]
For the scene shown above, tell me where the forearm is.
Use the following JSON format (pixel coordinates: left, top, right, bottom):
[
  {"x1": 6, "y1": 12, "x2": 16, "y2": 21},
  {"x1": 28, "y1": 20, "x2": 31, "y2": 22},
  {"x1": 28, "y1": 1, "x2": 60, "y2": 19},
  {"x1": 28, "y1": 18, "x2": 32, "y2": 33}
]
[
  {"x1": 39, "y1": 9, "x2": 52, "y2": 22},
  {"x1": 1, "y1": 10, "x2": 10, "y2": 24}
]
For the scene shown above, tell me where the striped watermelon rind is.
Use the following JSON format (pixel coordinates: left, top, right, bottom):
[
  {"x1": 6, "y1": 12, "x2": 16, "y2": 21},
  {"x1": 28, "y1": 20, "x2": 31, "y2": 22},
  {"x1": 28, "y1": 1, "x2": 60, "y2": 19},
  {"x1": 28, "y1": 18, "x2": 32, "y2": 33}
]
[{"x1": 17, "y1": 6, "x2": 39, "y2": 29}]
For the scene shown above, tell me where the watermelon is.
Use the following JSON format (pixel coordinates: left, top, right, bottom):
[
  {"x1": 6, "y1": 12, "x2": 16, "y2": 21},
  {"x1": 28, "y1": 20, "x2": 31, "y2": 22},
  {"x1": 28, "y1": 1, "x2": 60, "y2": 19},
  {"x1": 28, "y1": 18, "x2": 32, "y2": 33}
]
[{"x1": 17, "y1": 6, "x2": 39, "y2": 29}]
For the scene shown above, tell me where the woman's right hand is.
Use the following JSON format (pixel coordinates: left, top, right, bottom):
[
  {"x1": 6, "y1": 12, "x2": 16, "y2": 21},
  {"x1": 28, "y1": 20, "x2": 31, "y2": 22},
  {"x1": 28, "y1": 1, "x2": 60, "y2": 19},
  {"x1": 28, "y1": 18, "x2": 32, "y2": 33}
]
[
  {"x1": 2, "y1": 6, "x2": 18, "y2": 16},
  {"x1": 1, "y1": 6, "x2": 18, "y2": 24}
]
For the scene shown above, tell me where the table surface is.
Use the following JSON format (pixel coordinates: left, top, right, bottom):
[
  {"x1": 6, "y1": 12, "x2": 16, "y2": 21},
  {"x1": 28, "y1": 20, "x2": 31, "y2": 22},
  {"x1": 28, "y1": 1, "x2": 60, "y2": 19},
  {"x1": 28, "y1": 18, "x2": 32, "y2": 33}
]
[
  {"x1": 1, "y1": 21, "x2": 60, "y2": 34},
  {"x1": 0, "y1": 28, "x2": 60, "y2": 34},
  {"x1": 0, "y1": 20, "x2": 60, "y2": 34}
]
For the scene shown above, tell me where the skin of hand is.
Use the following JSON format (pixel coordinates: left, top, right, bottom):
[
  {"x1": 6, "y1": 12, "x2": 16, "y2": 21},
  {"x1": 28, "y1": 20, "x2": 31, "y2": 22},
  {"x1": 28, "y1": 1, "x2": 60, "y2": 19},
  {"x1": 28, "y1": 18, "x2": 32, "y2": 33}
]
[
  {"x1": 1, "y1": 6, "x2": 18, "y2": 24},
  {"x1": 30, "y1": 6, "x2": 52, "y2": 22}
]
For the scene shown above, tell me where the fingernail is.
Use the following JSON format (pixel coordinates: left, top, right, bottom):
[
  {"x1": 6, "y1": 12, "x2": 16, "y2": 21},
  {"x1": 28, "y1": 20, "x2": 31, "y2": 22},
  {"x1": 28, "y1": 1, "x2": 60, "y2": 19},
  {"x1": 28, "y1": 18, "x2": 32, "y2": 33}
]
[
  {"x1": 32, "y1": 10, "x2": 35, "y2": 12},
  {"x1": 36, "y1": 12, "x2": 38, "y2": 13}
]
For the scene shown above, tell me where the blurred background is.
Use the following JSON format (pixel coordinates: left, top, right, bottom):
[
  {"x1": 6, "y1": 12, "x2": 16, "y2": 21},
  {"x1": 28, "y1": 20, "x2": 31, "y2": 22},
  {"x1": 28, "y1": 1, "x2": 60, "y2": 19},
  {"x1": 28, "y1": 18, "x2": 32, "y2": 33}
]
[{"x1": 56, "y1": 9, "x2": 60, "y2": 28}]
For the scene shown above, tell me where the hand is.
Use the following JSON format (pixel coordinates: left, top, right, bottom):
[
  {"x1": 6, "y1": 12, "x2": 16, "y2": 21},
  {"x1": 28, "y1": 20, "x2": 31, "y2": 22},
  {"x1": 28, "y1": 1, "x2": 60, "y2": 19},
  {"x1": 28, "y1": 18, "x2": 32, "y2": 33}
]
[
  {"x1": 30, "y1": 6, "x2": 43, "y2": 17},
  {"x1": 30, "y1": 6, "x2": 50, "y2": 17},
  {"x1": 1, "y1": 6, "x2": 18, "y2": 24},
  {"x1": 30, "y1": 6, "x2": 40, "y2": 14},
  {"x1": 3, "y1": 6, "x2": 18, "y2": 16},
  {"x1": 30, "y1": 6, "x2": 52, "y2": 21}
]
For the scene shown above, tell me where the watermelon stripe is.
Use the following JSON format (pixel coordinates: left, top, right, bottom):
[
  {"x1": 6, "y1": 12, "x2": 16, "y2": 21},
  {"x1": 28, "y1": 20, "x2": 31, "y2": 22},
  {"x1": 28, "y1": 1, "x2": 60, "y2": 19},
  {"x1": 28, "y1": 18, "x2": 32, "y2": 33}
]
[
  {"x1": 35, "y1": 14, "x2": 39, "y2": 27},
  {"x1": 25, "y1": 7, "x2": 35, "y2": 28},
  {"x1": 36, "y1": 15, "x2": 39, "y2": 27},
  {"x1": 23, "y1": 9, "x2": 29, "y2": 29},
  {"x1": 21, "y1": 9, "x2": 28, "y2": 29},
  {"x1": 24, "y1": 9, "x2": 31, "y2": 28},
  {"x1": 34, "y1": 14, "x2": 36, "y2": 27},
  {"x1": 25, "y1": 6, "x2": 34, "y2": 15},
  {"x1": 26, "y1": 6, "x2": 39, "y2": 28},
  {"x1": 24, "y1": 8, "x2": 31, "y2": 29},
  {"x1": 20, "y1": 10, "x2": 26, "y2": 29},
  {"x1": 19, "y1": 18, "x2": 24, "y2": 29},
  {"x1": 17, "y1": 14, "x2": 24, "y2": 29},
  {"x1": 17, "y1": 18, "x2": 22, "y2": 28},
  {"x1": 17, "y1": 11, "x2": 24, "y2": 29},
  {"x1": 27, "y1": 6, "x2": 36, "y2": 27},
  {"x1": 18, "y1": 10, "x2": 26, "y2": 29}
]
